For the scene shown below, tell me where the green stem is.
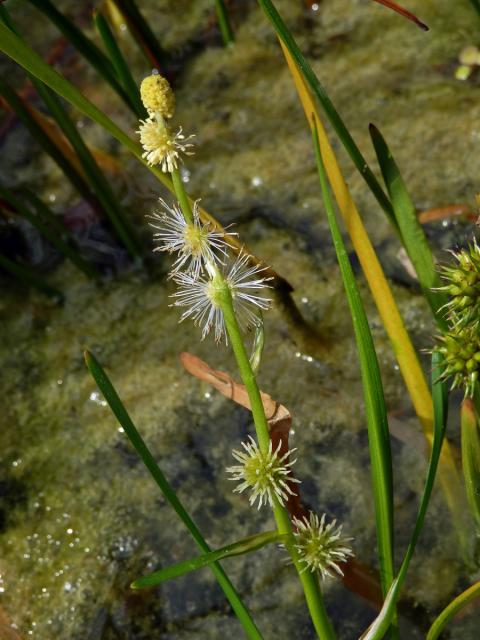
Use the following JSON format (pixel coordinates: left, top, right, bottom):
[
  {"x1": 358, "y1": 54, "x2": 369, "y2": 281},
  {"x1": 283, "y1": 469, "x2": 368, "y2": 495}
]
[
  {"x1": 218, "y1": 282, "x2": 335, "y2": 639},
  {"x1": 171, "y1": 168, "x2": 194, "y2": 224},
  {"x1": 214, "y1": 0, "x2": 235, "y2": 45}
]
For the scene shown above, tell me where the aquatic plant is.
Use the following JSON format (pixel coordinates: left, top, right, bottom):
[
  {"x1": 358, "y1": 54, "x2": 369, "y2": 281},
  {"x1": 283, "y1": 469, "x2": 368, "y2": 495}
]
[{"x1": 84, "y1": 63, "x2": 451, "y2": 639}]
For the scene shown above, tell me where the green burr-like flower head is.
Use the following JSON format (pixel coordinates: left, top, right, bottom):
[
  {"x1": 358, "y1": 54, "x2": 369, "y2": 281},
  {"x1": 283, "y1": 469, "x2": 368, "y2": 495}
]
[
  {"x1": 436, "y1": 326, "x2": 480, "y2": 397},
  {"x1": 437, "y1": 241, "x2": 480, "y2": 329}
]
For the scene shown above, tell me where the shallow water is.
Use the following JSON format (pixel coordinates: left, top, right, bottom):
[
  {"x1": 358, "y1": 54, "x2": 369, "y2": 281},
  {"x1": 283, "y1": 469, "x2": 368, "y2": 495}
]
[{"x1": 1, "y1": 0, "x2": 480, "y2": 638}]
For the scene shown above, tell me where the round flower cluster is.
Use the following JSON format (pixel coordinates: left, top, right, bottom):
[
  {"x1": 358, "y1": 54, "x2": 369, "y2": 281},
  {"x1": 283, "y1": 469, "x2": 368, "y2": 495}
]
[
  {"x1": 226, "y1": 436, "x2": 300, "y2": 509},
  {"x1": 436, "y1": 327, "x2": 480, "y2": 397},
  {"x1": 292, "y1": 512, "x2": 354, "y2": 579},
  {"x1": 437, "y1": 241, "x2": 480, "y2": 330}
]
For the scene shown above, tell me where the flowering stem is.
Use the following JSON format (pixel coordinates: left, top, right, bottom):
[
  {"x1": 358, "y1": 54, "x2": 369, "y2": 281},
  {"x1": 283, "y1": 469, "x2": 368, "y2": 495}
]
[
  {"x1": 171, "y1": 168, "x2": 193, "y2": 224},
  {"x1": 218, "y1": 282, "x2": 336, "y2": 640}
]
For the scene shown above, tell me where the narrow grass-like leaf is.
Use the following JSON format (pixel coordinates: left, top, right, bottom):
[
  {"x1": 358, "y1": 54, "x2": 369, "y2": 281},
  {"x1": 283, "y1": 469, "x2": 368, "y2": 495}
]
[
  {"x1": 0, "y1": 23, "x2": 287, "y2": 287},
  {"x1": 256, "y1": 0, "x2": 396, "y2": 226},
  {"x1": 36, "y1": 87, "x2": 143, "y2": 259},
  {"x1": 0, "y1": 252, "x2": 63, "y2": 300},
  {"x1": 84, "y1": 351, "x2": 263, "y2": 640},
  {"x1": 0, "y1": 186, "x2": 98, "y2": 279},
  {"x1": 313, "y1": 123, "x2": 395, "y2": 602},
  {"x1": 94, "y1": 10, "x2": 146, "y2": 119},
  {"x1": 25, "y1": 0, "x2": 134, "y2": 112},
  {"x1": 369, "y1": 124, "x2": 448, "y2": 329},
  {"x1": 132, "y1": 530, "x2": 286, "y2": 589},
  {"x1": 360, "y1": 352, "x2": 448, "y2": 640},
  {"x1": 427, "y1": 581, "x2": 480, "y2": 640},
  {"x1": 0, "y1": 6, "x2": 143, "y2": 260},
  {"x1": 0, "y1": 77, "x2": 96, "y2": 210},
  {"x1": 461, "y1": 398, "x2": 480, "y2": 529},
  {"x1": 214, "y1": 0, "x2": 235, "y2": 46},
  {"x1": 112, "y1": 0, "x2": 167, "y2": 69}
]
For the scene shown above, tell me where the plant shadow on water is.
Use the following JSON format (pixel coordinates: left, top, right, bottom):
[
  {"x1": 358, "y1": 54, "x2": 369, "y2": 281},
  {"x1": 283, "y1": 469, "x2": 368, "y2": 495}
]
[{"x1": 1, "y1": 0, "x2": 480, "y2": 638}]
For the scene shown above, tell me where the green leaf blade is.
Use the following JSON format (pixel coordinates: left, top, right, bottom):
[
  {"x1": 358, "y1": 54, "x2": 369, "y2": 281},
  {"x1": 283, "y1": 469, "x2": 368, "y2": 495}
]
[
  {"x1": 369, "y1": 124, "x2": 448, "y2": 329},
  {"x1": 427, "y1": 581, "x2": 480, "y2": 640},
  {"x1": 360, "y1": 352, "x2": 448, "y2": 640},
  {"x1": 461, "y1": 398, "x2": 480, "y2": 529},
  {"x1": 312, "y1": 122, "x2": 395, "y2": 604},
  {"x1": 132, "y1": 531, "x2": 286, "y2": 589}
]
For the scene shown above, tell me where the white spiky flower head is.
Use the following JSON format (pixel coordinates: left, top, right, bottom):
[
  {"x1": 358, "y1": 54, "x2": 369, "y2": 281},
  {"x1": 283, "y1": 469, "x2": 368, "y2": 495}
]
[
  {"x1": 137, "y1": 117, "x2": 194, "y2": 171},
  {"x1": 171, "y1": 252, "x2": 272, "y2": 343},
  {"x1": 149, "y1": 199, "x2": 233, "y2": 279},
  {"x1": 292, "y1": 511, "x2": 354, "y2": 579},
  {"x1": 226, "y1": 435, "x2": 300, "y2": 509}
]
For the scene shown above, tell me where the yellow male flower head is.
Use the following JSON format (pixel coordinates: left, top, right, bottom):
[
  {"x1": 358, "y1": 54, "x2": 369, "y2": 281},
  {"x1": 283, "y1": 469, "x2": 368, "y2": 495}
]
[{"x1": 140, "y1": 73, "x2": 175, "y2": 118}]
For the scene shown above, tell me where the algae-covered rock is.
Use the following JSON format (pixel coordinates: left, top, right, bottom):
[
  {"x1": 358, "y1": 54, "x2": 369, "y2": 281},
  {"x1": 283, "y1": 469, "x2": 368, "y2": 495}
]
[{"x1": 0, "y1": 0, "x2": 479, "y2": 638}]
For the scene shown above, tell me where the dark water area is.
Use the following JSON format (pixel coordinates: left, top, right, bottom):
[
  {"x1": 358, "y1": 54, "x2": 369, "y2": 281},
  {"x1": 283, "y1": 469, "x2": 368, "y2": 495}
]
[{"x1": 1, "y1": 0, "x2": 480, "y2": 638}]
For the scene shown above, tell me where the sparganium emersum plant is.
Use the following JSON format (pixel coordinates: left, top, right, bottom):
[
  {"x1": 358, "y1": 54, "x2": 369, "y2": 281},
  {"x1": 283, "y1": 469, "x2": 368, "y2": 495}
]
[{"x1": 137, "y1": 70, "x2": 353, "y2": 639}]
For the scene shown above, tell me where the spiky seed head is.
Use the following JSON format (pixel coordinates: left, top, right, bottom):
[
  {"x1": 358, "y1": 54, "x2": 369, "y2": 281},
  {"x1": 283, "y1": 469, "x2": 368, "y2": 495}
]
[
  {"x1": 435, "y1": 325, "x2": 480, "y2": 397},
  {"x1": 437, "y1": 241, "x2": 480, "y2": 329},
  {"x1": 140, "y1": 73, "x2": 175, "y2": 118},
  {"x1": 292, "y1": 511, "x2": 354, "y2": 579},
  {"x1": 226, "y1": 436, "x2": 300, "y2": 509}
]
